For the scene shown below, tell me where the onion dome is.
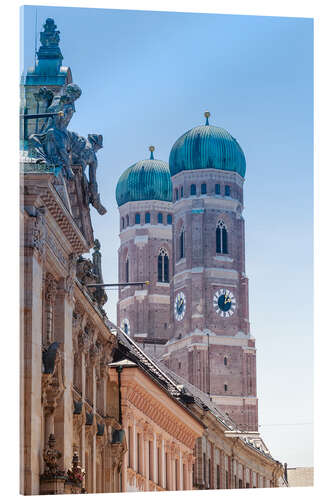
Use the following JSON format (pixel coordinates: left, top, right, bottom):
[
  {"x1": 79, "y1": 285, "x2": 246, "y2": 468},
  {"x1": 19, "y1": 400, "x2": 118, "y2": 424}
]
[
  {"x1": 169, "y1": 112, "x2": 246, "y2": 178},
  {"x1": 116, "y1": 147, "x2": 172, "y2": 207}
]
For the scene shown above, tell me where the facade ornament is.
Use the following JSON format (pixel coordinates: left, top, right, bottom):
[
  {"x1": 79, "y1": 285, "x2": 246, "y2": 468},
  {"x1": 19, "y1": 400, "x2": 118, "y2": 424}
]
[
  {"x1": 41, "y1": 433, "x2": 65, "y2": 478},
  {"x1": 78, "y1": 326, "x2": 92, "y2": 353},
  {"x1": 26, "y1": 207, "x2": 46, "y2": 260},
  {"x1": 44, "y1": 273, "x2": 57, "y2": 344},
  {"x1": 66, "y1": 452, "x2": 85, "y2": 487},
  {"x1": 45, "y1": 272, "x2": 57, "y2": 304},
  {"x1": 28, "y1": 83, "x2": 82, "y2": 180},
  {"x1": 70, "y1": 133, "x2": 107, "y2": 215},
  {"x1": 42, "y1": 343, "x2": 65, "y2": 419}
]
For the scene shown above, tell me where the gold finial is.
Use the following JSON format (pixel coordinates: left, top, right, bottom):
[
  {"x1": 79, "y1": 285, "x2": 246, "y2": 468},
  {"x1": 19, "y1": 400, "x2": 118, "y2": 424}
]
[
  {"x1": 149, "y1": 146, "x2": 155, "y2": 159},
  {"x1": 204, "y1": 111, "x2": 210, "y2": 125},
  {"x1": 149, "y1": 146, "x2": 155, "y2": 152}
]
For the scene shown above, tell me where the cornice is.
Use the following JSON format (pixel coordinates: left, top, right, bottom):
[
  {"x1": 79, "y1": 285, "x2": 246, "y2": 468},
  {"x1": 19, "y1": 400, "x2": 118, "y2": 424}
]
[{"x1": 24, "y1": 174, "x2": 90, "y2": 254}]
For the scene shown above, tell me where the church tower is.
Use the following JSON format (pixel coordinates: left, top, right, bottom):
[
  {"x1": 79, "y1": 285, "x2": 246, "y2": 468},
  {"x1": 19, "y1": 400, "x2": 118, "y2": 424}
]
[
  {"x1": 163, "y1": 113, "x2": 258, "y2": 431},
  {"x1": 116, "y1": 147, "x2": 173, "y2": 357}
]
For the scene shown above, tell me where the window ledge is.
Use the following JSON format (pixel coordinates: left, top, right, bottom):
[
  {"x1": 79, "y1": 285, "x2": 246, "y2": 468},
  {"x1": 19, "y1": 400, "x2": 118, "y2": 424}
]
[{"x1": 214, "y1": 255, "x2": 233, "y2": 263}]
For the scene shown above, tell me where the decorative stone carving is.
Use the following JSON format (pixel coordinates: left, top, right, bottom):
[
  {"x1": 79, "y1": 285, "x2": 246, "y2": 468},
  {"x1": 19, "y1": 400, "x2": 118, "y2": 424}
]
[
  {"x1": 45, "y1": 272, "x2": 57, "y2": 304},
  {"x1": 26, "y1": 207, "x2": 46, "y2": 260},
  {"x1": 28, "y1": 83, "x2": 82, "y2": 180},
  {"x1": 41, "y1": 434, "x2": 65, "y2": 478},
  {"x1": 70, "y1": 133, "x2": 107, "y2": 215},
  {"x1": 66, "y1": 452, "x2": 85, "y2": 487},
  {"x1": 42, "y1": 343, "x2": 65, "y2": 418}
]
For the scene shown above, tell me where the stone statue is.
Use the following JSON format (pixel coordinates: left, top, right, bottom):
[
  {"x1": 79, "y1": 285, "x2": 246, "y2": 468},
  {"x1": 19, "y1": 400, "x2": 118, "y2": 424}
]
[
  {"x1": 28, "y1": 83, "x2": 82, "y2": 180},
  {"x1": 70, "y1": 132, "x2": 107, "y2": 215}
]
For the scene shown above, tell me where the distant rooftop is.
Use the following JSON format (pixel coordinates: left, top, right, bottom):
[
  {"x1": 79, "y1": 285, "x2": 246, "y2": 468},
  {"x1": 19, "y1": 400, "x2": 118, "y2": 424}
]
[{"x1": 287, "y1": 467, "x2": 314, "y2": 487}]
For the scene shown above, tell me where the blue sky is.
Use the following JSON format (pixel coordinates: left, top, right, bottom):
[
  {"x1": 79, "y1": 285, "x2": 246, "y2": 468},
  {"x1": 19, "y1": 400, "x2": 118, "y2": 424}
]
[{"x1": 22, "y1": 5, "x2": 313, "y2": 468}]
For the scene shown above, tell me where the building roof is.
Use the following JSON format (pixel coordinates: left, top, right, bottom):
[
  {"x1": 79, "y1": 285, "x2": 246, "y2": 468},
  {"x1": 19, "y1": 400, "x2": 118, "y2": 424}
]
[
  {"x1": 115, "y1": 148, "x2": 172, "y2": 207},
  {"x1": 111, "y1": 326, "x2": 281, "y2": 463},
  {"x1": 169, "y1": 113, "x2": 246, "y2": 178}
]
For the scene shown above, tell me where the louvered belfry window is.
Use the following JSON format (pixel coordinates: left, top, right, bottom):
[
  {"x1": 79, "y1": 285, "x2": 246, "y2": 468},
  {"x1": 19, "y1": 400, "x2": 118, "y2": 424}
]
[
  {"x1": 158, "y1": 248, "x2": 169, "y2": 282},
  {"x1": 216, "y1": 219, "x2": 228, "y2": 254}
]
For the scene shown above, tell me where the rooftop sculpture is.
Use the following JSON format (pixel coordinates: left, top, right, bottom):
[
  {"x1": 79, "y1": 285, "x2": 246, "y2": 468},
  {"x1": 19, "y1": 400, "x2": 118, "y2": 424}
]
[{"x1": 23, "y1": 17, "x2": 107, "y2": 216}]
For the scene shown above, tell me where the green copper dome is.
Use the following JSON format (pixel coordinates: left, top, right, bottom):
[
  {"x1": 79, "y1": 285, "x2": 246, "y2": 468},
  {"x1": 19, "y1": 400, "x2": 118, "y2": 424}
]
[
  {"x1": 116, "y1": 148, "x2": 172, "y2": 207},
  {"x1": 169, "y1": 113, "x2": 246, "y2": 178}
]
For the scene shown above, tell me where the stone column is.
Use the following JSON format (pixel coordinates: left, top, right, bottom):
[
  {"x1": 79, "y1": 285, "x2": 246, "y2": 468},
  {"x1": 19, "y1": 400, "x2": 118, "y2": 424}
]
[
  {"x1": 22, "y1": 209, "x2": 45, "y2": 494},
  {"x1": 53, "y1": 276, "x2": 74, "y2": 472}
]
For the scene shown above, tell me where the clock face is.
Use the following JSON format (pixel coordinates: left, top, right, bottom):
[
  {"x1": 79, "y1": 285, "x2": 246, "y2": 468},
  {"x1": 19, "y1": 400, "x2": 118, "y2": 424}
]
[
  {"x1": 213, "y1": 289, "x2": 236, "y2": 318},
  {"x1": 174, "y1": 291, "x2": 186, "y2": 321}
]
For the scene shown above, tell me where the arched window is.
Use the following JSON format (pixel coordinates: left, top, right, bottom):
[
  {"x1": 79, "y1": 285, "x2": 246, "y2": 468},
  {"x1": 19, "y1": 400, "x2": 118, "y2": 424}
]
[
  {"x1": 225, "y1": 185, "x2": 231, "y2": 196},
  {"x1": 125, "y1": 258, "x2": 129, "y2": 282},
  {"x1": 145, "y1": 212, "x2": 150, "y2": 224},
  {"x1": 167, "y1": 214, "x2": 172, "y2": 224},
  {"x1": 180, "y1": 186, "x2": 184, "y2": 198},
  {"x1": 190, "y1": 184, "x2": 196, "y2": 195},
  {"x1": 179, "y1": 228, "x2": 185, "y2": 260},
  {"x1": 158, "y1": 212, "x2": 163, "y2": 224},
  {"x1": 201, "y1": 183, "x2": 207, "y2": 194},
  {"x1": 121, "y1": 217, "x2": 125, "y2": 229},
  {"x1": 126, "y1": 214, "x2": 129, "y2": 226},
  {"x1": 157, "y1": 248, "x2": 169, "y2": 283},
  {"x1": 216, "y1": 219, "x2": 228, "y2": 254},
  {"x1": 224, "y1": 384, "x2": 228, "y2": 392},
  {"x1": 135, "y1": 213, "x2": 141, "y2": 225},
  {"x1": 175, "y1": 188, "x2": 179, "y2": 201},
  {"x1": 224, "y1": 356, "x2": 228, "y2": 366},
  {"x1": 215, "y1": 183, "x2": 221, "y2": 195}
]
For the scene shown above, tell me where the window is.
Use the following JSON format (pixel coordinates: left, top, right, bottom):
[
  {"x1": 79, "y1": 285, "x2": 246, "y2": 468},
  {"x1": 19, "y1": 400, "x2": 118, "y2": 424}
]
[
  {"x1": 123, "y1": 322, "x2": 128, "y2": 334},
  {"x1": 158, "y1": 212, "x2": 163, "y2": 224},
  {"x1": 224, "y1": 356, "x2": 228, "y2": 366},
  {"x1": 175, "y1": 188, "x2": 179, "y2": 200},
  {"x1": 125, "y1": 258, "x2": 129, "y2": 283},
  {"x1": 121, "y1": 217, "x2": 125, "y2": 229},
  {"x1": 215, "y1": 183, "x2": 220, "y2": 195},
  {"x1": 226, "y1": 471, "x2": 229, "y2": 489},
  {"x1": 224, "y1": 384, "x2": 228, "y2": 392},
  {"x1": 180, "y1": 186, "x2": 184, "y2": 198},
  {"x1": 135, "y1": 213, "x2": 140, "y2": 224},
  {"x1": 137, "y1": 433, "x2": 140, "y2": 473},
  {"x1": 167, "y1": 214, "x2": 172, "y2": 224},
  {"x1": 216, "y1": 219, "x2": 228, "y2": 254},
  {"x1": 217, "y1": 465, "x2": 220, "y2": 489},
  {"x1": 225, "y1": 185, "x2": 231, "y2": 196},
  {"x1": 201, "y1": 183, "x2": 207, "y2": 194},
  {"x1": 179, "y1": 229, "x2": 185, "y2": 260},
  {"x1": 126, "y1": 214, "x2": 129, "y2": 226},
  {"x1": 190, "y1": 184, "x2": 196, "y2": 195},
  {"x1": 239, "y1": 479, "x2": 243, "y2": 488},
  {"x1": 158, "y1": 248, "x2": 169, "y2": 283},
  {"x1": 145, "y1": 212, "x2": 150, "y2": 224}
]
